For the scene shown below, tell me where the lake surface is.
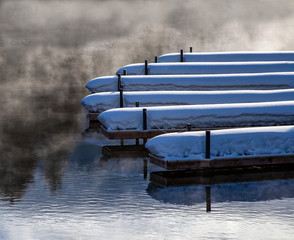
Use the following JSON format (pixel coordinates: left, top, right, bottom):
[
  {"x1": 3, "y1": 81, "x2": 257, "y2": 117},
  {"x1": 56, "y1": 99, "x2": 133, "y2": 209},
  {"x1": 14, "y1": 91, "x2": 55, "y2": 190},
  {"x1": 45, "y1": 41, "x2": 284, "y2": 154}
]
[
  {"x1": 1, "y1": 120, "x2": 294, "y2": 240},
  {"x1": 2, "y1": 0, "x2": 294, "y2": 238}
]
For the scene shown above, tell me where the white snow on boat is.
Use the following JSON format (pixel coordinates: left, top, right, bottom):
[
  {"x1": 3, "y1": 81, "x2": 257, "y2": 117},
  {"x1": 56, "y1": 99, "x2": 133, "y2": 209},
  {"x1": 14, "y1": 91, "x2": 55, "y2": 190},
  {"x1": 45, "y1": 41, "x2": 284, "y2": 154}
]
[
  {"x1": 145, "y1": 126, "x2": 294, "y2": 160},
  {"x1": 116, "y1": 61, "x2": 294, "y2": 75},
  {"x1": 80, "y1": 89, "x2": 294, "y2": 113},
  {"x1": 85, "y1": 72, "x2": 294, "y2": 93},
  {"x1": 98, "y1": 101, "x2": 294, "y2": 131},
  {"x1": 158, "y1": 51, "x2": 294, "y2": 63}
]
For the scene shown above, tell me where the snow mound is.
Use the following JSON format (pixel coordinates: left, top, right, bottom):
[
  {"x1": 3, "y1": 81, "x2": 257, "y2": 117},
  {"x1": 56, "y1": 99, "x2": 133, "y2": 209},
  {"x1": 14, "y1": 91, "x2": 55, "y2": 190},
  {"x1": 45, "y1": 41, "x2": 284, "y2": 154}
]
[
  {"x1": 158, "y1": 51, "x2": 294, "y2": 63},
  {"x1": 81, "y1": 89, "x2": 294, "y2": 112},
  {"x1": 98, "y1": 101, "x2": 294, "y2": 131},
  {"x1": 85, "y1": 72, "x2": 294, "y2": 93},
  {"x1": 145, "y1": 126, "x2": 294, "y2": 160},
  {"x1": 116, "y1": 61, "x2": 294, "y2": 75}
]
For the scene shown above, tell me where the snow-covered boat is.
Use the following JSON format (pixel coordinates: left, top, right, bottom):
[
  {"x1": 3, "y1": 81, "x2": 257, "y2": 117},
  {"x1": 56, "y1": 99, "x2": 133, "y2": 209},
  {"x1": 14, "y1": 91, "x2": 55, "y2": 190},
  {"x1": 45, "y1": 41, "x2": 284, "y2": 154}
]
[
  {"x1": 81, "y1": 89, "x2": 294, "y2": 113},
  {"x1": 116, "y1": 61, "x2": 294, "y2": 75},
  {"x1": 86, "y1": 72, "x2": 294, "y2": 93},
  {"x1": 98, "y1": 101, "x2": 294, "y2": 139},
  {"x1": 158, "y1": 51, "x2": 294, "y2": 63},
  {"x1": 99, "y1": 101, "x2": 294, "y2": 131},
  {"x1": 146, "y1": 125, "x2": 294, "y2": 170}
]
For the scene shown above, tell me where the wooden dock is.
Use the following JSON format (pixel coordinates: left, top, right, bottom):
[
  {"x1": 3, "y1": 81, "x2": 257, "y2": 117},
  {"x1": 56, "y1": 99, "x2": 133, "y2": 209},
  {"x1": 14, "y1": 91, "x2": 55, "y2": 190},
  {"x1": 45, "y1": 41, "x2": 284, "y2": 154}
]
[
  {"x1": 101, "y1": 126, "x2": 178, "y2": 139},
  {"x1": 102, "y1": 144, "x2": 149, "y2": 158},
  {"x1": 88, "y1": 113, "x2": 99, "y2": 121},
  {"x1": 149, "y1": 163, "x2": 294, "y2": 212},
  {"x1": 84, "y1": 113, "x2": 101, "y2": 130},
  {"x1": 150, "y1": 163, "x2": 294, "y2": 187},
  {"x1": 100, "y1": 125, "x2": 222, "y2": 139},
  {"x1": 149, "y1": 153, "x2": 294, "y2": 170}
]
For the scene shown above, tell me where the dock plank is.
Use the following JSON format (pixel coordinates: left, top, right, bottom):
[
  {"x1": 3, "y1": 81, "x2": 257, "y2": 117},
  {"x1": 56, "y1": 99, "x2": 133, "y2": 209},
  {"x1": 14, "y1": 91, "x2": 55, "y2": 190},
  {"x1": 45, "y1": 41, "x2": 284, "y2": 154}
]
[
  {"x1": 149, "y1": 154, "x2": 294, "y2": 170},
  {"x1": 100, "y1": 125, "x2": 222, "y2": 139},
  {"x1": 102, "y1": 145, "x2": 149, "y2": 158},
  {"x1": 88, "y1": 113, "x2": 99, "y2": 121},
  {"x1": 150, "y1": 164, "x2": 294, "y2": 187}
]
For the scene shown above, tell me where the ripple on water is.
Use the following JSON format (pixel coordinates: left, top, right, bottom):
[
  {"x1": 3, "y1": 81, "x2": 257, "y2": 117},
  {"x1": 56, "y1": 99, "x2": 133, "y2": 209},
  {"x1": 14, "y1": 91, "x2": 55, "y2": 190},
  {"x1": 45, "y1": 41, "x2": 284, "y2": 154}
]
[{"x1": 1, "y1": 140, "x2": 294, "y2": 240}]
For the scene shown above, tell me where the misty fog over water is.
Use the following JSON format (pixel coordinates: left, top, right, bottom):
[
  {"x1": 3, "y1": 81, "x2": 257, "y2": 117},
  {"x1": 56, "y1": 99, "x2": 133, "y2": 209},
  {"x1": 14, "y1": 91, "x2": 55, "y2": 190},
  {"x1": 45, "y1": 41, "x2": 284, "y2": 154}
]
[{"x1": 1, "y1": 0, "x2": 294, "y2": 239}]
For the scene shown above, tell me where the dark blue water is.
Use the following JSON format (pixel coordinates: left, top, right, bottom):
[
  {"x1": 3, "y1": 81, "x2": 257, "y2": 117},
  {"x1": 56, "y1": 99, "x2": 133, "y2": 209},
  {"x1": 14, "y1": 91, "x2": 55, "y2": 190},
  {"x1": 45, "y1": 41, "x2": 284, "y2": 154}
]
[{"x1": 1, "y1": 130, "x2": 294, "y2": 240}]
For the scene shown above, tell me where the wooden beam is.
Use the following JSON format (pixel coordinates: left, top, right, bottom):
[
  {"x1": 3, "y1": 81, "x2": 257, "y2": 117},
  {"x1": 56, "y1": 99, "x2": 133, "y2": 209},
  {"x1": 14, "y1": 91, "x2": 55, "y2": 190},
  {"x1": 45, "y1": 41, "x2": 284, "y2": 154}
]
[
  {"x1": 100, "y1": 125, "x2": 182, "y2": 139},
  {"x1": 149, "y1": 154, "x2": 294, "y2": 170},
  {"x1": 88, "y1": 113, "x2": 100, "y2": 121},
  {"x1": 100, "y1": 125, "x2": 223, "y2": 139},
  {"x1": 102, "y1": 145, "x2": 149, "y2": 158},
  {"x1": 149, "y1": 163, "x2": 294, "y2": 187}
]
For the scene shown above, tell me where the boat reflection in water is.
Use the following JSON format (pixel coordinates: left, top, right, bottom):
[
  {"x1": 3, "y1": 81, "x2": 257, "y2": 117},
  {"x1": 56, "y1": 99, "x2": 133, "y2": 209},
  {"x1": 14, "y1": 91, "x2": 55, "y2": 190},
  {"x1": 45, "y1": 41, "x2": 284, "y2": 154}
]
[{"x1": 147, "y1": 164, "x2": 294, "y2": 212}]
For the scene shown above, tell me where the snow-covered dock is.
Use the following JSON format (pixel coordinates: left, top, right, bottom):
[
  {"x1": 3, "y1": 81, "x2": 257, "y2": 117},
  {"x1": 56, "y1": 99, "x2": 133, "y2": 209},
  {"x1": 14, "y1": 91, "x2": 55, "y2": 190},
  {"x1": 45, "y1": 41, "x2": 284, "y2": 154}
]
[
  {"x1": 86, "y1": 72, "x2": 294, "y2": 93},
  {"x1": 98, "y1": 101, "x2": 294, "y2": 139},
  {"x1": 81, "y1": 89, "x2": 294, "y2": 113},
  {"x1": 82, "y1": 49, "x2": 294, "y2": 171},
  {"x1": 158, "y1": 51, "x2": 294, "y2": 63},
  {"x1": 116, "y1": 61, "x2": 294, "y2": 75},
  {"x1": 146, "y1": 126, "x2": 294, "y2": 170}
]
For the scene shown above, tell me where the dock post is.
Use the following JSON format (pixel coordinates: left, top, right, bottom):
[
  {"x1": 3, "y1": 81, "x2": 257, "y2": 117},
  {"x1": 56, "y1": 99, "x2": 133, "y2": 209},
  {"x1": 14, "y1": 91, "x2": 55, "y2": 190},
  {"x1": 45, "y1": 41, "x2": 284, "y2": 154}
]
[
  {"x1": 136, "y1": 102, "x2": 140, "y2": 145},
  {"x1": 119, "y1": 84, "x2": 124, "y2": 108},
  {"x1": 180, "y1": 49, "x2": 184, "y2": 62},
  {"x1": 117, "y1": 73, "x2": 121, "y2": 91},
  {"x1": 143, "y1": 109, "x2": 147, "y2": 130},
  {"x1": 143, "y1": 108, "x2": 147, "y2": 145},
  {"x1": 206, "y1": 186, "x2": 211, "y2": 212},
  {"x1": 143, "y1": 159, "x2": 148, "y2": 180},
  {"x1": 190, "y1": 47, "x2": 193, "y2": 53},
  {"x1": 154, "y1": 56, "x2": 158, "y2": 63},
  {"x1": 123, "y1": 69, "x2": 127, "y2": 75},
  {"x1": 205, "y1": 130, "x2": 210, "y2": 159},
  {"x1": 119, "y1": 84, "x2": 124, "y2": 146},
  {"x1": 187, "y1": 123, "x2": 191, "y2": 131},
  {"x1": 145, "y1": 60, "x2": 148, "y2": 75}
]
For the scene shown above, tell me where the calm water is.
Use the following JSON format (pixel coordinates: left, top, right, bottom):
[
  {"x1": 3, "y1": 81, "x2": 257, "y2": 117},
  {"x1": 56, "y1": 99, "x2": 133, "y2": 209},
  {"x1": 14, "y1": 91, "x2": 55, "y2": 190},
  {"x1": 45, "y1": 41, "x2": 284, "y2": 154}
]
[
  {"x1": 2, "y1": 0, "x2": 294, "y2": 238},
  {"x1": 1, "y1": 127, "x2": 294, "y2": 240}
]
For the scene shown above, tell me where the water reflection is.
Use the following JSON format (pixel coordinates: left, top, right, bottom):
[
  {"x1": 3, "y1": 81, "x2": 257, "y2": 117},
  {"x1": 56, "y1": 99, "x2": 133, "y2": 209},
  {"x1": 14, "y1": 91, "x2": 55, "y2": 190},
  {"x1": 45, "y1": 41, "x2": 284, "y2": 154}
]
[
  {"x1": 147, "y1": 165, "x2": 294, "y2": 210},
  {"x1": 2, "y1": 134, "x2": 294, "y2": 239},
  {"x1": 148, "y1": 180, "x2": 294, "y2": 203},
  {"x1": 0, "y1": 97, "x2": 85, "y2": 202}
]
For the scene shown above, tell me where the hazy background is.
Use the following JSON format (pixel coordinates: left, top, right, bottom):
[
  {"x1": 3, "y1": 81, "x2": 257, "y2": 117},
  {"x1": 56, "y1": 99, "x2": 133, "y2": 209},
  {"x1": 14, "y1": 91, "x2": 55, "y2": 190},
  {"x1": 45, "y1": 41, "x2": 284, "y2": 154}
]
[{"x1": 1, "y1": 0, "x2": 294, "y2": 201}]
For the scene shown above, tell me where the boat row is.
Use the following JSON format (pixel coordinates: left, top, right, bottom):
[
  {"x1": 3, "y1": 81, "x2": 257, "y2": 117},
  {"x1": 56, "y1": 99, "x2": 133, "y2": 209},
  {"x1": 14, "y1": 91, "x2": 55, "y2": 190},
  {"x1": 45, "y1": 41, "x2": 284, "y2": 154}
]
[{"x1": 81, "y1": 50, "x2": 294, "y2": 170}]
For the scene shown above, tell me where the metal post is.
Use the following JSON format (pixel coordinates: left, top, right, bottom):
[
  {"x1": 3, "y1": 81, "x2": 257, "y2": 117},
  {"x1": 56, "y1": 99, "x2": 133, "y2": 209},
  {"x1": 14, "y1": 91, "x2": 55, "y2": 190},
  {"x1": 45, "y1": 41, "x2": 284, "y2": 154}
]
[
  {"x1": 190, "y1": 47, "x2": 193, "y2": 53},
  {"x1": 206, "y1": 186, "x2": 211, "y2": 212},
  {"x1": 205, "y1": 130, "x2": 210, "y2": 159},
  {"x1": 143, "y1": 159, "x2": 148, "y2": 180},
  {"x1": 117, "y1": 73, "x2": 121, "y2": 91},
  {"x1": 145, "y1": 60, "x2": 148, "y2": 75},
  {"x1": 119, "y1": 82, "x2": 124, "y2": 146},
  {"x1": 136, "y1": 102, "x2": 140, "y2": 145},
  {"x1": 154, "y1": 56, "x2": 158, "y2": 63},
  {"x1": 143, "y1": 108, "x2": 147, "y2": 145},
  {"x1": 143, "y1": 108, "x2": 147, "y2": 130},
  {"x1": 180, "y1": 49, "x2": 184, "y2": 62},
  {"x1": 119, "y1": 84, "x2": 124, "y2": 108},
  {"x1": 187, "y1": 123, "x2": 191, "y2": 131}
]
